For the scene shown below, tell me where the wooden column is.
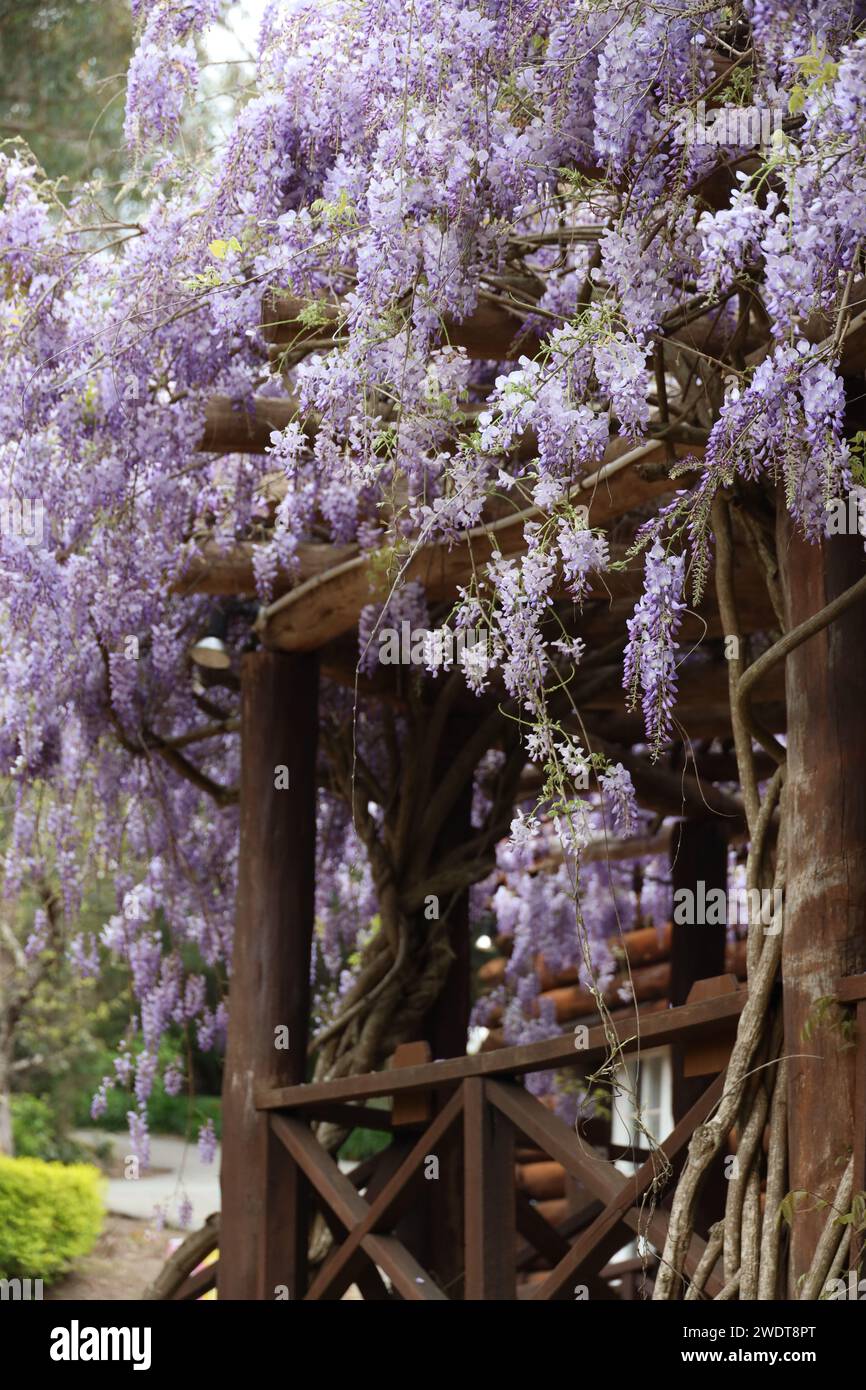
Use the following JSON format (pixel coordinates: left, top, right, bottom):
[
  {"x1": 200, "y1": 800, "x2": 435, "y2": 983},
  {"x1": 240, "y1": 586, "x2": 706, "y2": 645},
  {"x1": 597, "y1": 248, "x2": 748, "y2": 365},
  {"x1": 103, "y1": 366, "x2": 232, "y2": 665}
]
[
  {"x1": 669, "y1": 818, "x2": 729, "y2": 1116},
  {"x1": 837, "y1": 975, "x2": 866, "y2": 1276},
  {"x1": 464, "y1": 1078, "x2": 516, "y2": 1299},
  {"x1": 422, "y1": 709, "x2": 475, "y2": 1061},
  {"x1": 420, "y1": 710, "x2": 474, "y2": 1295},
  {"x1": 219, "y1": 651, "x2": 319, "y2": 1300},
  {"x1": 669, "y1": 818, "x2": 728, "y2": 1237},
  {"x1": 778, "y1": 508, "x2": 866, "y2": 1290}
]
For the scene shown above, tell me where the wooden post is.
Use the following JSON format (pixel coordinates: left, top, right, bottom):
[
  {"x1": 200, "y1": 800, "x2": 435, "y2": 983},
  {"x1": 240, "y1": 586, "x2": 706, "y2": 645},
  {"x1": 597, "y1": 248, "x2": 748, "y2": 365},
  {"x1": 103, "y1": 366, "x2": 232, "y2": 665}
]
[
  {"x1": 778, "y1": 509, "x2": 866, "y2": 1290},
  {"x1": 669, "y1": 818, "x2": 728, "y2": 1236},
  {"x1": 218, "y1": 651, "x2": 318, "y2": 1300},
  {"x1": 464, "y1": 1078, "x2": 516, "y2": 1299},
  {"x1": 669, "y1": 819, "x2": 729, "y2": 1115},
  {"x1": 420, "y1": 709, "x2": 475, "y2": 1295},
  {"x1": 837, "y1": 975, "x2": 866, "y2": 1276},
  {"x1": 422, "y1": 708, "x2": 475, "y2": 1060}
]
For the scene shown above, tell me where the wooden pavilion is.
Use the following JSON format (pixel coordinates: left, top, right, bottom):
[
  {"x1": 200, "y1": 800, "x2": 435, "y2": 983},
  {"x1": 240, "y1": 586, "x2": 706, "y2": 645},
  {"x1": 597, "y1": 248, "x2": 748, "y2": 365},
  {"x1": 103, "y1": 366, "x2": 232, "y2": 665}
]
[{"x1": 155, "y1": 281, "x2": 866, "y2": 1301}]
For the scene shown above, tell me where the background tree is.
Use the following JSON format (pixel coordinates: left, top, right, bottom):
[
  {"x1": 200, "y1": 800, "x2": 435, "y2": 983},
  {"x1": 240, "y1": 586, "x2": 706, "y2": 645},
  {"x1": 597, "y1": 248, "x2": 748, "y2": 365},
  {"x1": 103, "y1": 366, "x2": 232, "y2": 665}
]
[{"x1": 0, "y1": 0, "x2": 133, "y2": 184}]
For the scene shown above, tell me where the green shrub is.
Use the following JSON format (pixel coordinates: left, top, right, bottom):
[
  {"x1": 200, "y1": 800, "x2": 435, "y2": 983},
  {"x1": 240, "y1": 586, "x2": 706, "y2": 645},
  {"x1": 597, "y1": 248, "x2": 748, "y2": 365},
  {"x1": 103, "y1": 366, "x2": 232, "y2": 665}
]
[
  {"x1": 70, "y1": 1042, "x2": 222, "y2": 1139},
  {"x1": 0, "y1": 1154, "x2": 104, "y2": 1282},
  {"x1": 336, "y1": 1098, "x2": 392, "y2": 1162},
  {"x1": 73, "y1": 1080, "x2": 222, "y2": 1139},
  {"x1": 10, "y1": 1094, "x2": 86, "y2": 1164},
  {"x1": 337, "y1": 1127, "x2": 391, "y2": 1162}
]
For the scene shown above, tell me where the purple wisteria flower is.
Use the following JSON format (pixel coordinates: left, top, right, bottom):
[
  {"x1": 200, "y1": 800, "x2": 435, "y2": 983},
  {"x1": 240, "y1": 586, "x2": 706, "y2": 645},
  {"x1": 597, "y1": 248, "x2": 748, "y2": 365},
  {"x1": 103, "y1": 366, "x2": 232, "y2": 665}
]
[
  {"x1": 198, "y1": 1117, "x2": 218, "y2": 1165},
  {"x1": 557, "y1": 518, "x2": 609, "y2": 605},
  {"x1": 623, "y1": 543, "x2": 686, "y2": 754},
  {"x1": 600, "y1": 762, "x2": 639, "y2": 837}
]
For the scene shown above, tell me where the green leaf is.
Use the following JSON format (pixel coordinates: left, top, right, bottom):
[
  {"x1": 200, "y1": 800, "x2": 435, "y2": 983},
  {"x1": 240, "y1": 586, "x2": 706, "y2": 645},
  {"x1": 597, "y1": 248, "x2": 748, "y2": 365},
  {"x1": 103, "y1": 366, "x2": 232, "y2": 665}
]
[
  {"x1": 788, "y1": 84, "x2": 806, "y2": 115},
  {"x1": 208, "y1": 236, "x2": 241, "y2": 262}
]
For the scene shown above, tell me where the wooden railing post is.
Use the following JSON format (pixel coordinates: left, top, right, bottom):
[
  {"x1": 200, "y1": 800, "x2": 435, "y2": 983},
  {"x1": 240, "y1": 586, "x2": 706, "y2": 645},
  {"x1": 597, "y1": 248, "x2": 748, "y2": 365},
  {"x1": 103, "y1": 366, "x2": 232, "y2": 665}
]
[
  {"x1": 837, "y1": 974, "x2": 866, "y2": 1277},
  {"x1": 464, "y1": 1078, "x2": 516, "y2": 1299},
  {"x1": 219, "y1": 651, "x2": 318, "y2": 1300}
]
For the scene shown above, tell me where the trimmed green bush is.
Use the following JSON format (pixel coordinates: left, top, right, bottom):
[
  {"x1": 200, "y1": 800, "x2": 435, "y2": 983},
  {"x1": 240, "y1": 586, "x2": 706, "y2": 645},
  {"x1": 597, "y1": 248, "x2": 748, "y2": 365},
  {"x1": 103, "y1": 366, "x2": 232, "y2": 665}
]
[{"x1": 0, "y1": 1154, "x2": 104, "y2": 1282}]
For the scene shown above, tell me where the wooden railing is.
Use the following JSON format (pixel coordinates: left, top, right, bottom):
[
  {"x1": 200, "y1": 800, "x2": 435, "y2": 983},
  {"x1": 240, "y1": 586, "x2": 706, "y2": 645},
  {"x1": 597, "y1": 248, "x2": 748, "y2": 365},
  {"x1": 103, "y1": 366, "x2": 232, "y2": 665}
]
[
  {"x1": 245, "y1": 976, "x2": 747, "y2": 1301},
  {"x1": 160, "y1": 968, "x2": 866, "y2": 1299}
]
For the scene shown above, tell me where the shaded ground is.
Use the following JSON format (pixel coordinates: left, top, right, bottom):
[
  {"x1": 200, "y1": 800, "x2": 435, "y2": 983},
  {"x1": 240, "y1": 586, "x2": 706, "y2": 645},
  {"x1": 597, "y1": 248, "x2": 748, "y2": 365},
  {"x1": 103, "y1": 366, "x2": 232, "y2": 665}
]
[{"x1": 45, "y1": 1214, "x2": 173, "y2": 1301}]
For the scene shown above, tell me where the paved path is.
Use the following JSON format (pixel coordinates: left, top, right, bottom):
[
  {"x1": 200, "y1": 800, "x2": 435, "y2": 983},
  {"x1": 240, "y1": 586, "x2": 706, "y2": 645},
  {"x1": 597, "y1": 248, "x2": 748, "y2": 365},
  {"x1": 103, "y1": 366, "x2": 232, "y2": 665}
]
[{"x1": 73, "y1": 1130, "x2": 221, "y2": 1231}]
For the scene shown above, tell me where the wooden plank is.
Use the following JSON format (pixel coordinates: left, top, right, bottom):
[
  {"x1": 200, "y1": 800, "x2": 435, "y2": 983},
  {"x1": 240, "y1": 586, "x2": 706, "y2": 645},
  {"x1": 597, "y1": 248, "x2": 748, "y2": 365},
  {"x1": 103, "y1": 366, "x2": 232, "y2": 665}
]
[
  {"x1": 257, "y1": 443, "x2": 697, "y2": 653},
  {"x1": 486, "y1": 1078, "x2": 722, "y2": 1297},
  {"x1": 312, "y1": 1154, "x2": 402, "y2": 1301},
  {"x1": 514, "y1": 1195, "x2": 620, "y2": 1300},
  {"x1": 515, "y1": 1190, "x2": 571, "y2": 1265},
  {"x1": 305, "y1": 1088, "x2": 463, "y2": 1300},
  {"x1": 837, "y1": 974, "x2": 866, "y2": 1003},
  {"x1": 298, "y1": 1101, "x2": 392, "y2": 1131},
  {"x1": 464, "y1": 1079, "x2": 516, "y2": 1300},
  {"x1": 420, "y1": 712, "x2": 474, "y2": 1295},
  {"x1": 198, "y1": 394, "x2": 303, "y2": 454},
  {"x1": 359, "y1": 1233, "x2": 448, "y2": 1300},
  {"x1": 486, "y1": 1082, "x2": 627, "y2": 1207},
  {"x1": 516, "y1": 1202, "x2": 602, "y2": 1270},
  {"x1": 512, "y1": 1072, "x2": 726, "y2": 1299},
  {"x1": 682, "y1": 973, "x2": 740, "y2": 1079},
  {"x1": 176, "y1": 538, "x2": 358, "y2": 599},
  {"x1": 218, "y1": 651, "x2": 318, "y2": 1301},
  {"x1": 272, "y1": 1114, "x2": 368, "y2": 1230},
  {"x1": 390, "y1": 1041, "x2": 432, "y2": 1127},
  {"x1": 257, "y1": 986, "x2": 747, "y2": 1110},
  {"x1": 273, "y1": 1114, "x2": 451, "y2": 1299}
]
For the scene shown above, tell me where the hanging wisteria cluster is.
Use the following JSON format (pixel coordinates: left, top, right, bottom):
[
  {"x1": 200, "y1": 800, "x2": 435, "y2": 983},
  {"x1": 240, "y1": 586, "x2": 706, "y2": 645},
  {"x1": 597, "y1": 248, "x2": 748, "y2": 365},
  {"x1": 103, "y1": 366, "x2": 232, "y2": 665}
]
[{"x1": 2, "y1": 0, "x2": 866, "y2": 1166}]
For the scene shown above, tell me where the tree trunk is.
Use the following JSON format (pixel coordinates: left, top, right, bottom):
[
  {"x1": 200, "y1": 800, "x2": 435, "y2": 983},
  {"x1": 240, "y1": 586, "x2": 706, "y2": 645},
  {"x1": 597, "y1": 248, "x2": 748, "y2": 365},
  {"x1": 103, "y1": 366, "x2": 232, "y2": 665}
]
[
  {"x1": 0, "y1": 1023, "x2": 14, "y2": 1156},
  {"x1": 777, "y1": 504, "x2": 866, "y2": 1292}
]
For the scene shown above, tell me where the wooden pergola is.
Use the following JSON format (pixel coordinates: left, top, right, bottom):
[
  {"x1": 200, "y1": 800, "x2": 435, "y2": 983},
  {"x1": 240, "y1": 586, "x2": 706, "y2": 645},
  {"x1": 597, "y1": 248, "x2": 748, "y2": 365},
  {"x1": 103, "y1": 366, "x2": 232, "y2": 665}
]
[{"x1": 156, "y1": 284, "x2": 866, "y2": 1300}]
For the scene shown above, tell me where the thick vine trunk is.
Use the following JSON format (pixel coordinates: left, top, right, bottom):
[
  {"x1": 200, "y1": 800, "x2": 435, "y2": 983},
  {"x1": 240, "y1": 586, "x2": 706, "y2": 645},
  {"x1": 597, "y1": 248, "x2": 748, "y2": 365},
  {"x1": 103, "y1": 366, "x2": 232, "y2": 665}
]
[{"x1": 777, "y1": 504, "x2": 866, "y2": 1293}]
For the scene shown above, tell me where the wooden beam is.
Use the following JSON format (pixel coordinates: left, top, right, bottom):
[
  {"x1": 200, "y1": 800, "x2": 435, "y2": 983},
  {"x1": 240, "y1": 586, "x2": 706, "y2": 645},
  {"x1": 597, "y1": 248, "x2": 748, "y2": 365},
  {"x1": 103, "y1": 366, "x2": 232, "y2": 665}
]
[
  {"x1": 304, "y1": 1087, "x2": 464, "y2": 1300},
  {"x1": 836, "y1": 974, "x2": 866, "y2": 1003},
  {"x1": 581, "y1": 655, "x2": 785, "y2": 713},
  {"x1": 292, "y1": 1101, "x2": 393, "y2": 1131},
  {"x1": 261, "y1": 291, "x2": 541, "y2": 361},
  {"x1": 218, "y1": 651, "x2": 319, "y2": 1301},
  {"x1": 487, "y1": 1075, "x2": 726, "y2": 1300},
  {"x1": 311, "y1": 1187, "x2": 393, "y2": 1301},
  {"x1": 579, "y1": 725, "x2": 748, "y2": 828},
  {"x1": 526, "y1": 1072, "x2": 726, "y2": 1299},
  {"x1": 198, "y1": 394, "x2": 304, "y2": 454},
  {"x1": 256, "y1": 443, "x2": 698, "y2": 651},
  {"x1": 464, "y1": 1079, "x2": 516, "y2": 1299},
  {"x1": 175, "y1": 538, "x2": 358, "y2": 599},
  {"x1": 272, "y1": 1115, "x2": 448, "y2": 1299},
  {"x1": 257, "y1": 985, "x2": 747, "y2": 1110}
]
